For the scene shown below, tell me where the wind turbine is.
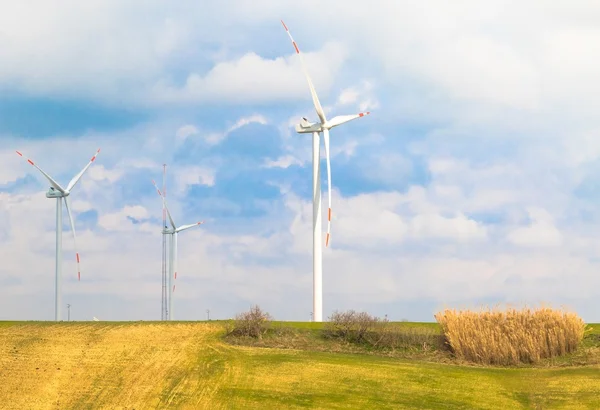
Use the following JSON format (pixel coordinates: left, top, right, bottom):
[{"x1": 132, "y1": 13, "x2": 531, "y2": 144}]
[
  {"x1": 152, "y1": 178, "x2": 204, "y2": 320},
  {"x1": 281, "y1": 21, "x2": 371, "y2": 322},
  {"x1": 16, "y1": 148, "x2": 101, "y2": 321}
]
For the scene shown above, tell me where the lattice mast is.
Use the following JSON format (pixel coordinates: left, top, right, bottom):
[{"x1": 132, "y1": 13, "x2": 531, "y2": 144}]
[{"x1": 161, "y1": 164, "x2": 168, "y2": 320}]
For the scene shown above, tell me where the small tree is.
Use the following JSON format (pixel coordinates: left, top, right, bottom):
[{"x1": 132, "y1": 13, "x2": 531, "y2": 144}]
[{"x1": 229, "y1": 305, "x2": 272, "y2": 339}]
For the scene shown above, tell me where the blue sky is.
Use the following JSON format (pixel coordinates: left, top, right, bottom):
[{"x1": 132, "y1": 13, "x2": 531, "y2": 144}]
[{"x1": 2, "y1": 0, "x2": 600, "y2": 322}]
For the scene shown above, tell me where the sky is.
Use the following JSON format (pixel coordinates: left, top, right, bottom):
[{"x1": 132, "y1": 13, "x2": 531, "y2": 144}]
[{"x1": 2, "y1": 0, "x2": 600, "y2": 322}]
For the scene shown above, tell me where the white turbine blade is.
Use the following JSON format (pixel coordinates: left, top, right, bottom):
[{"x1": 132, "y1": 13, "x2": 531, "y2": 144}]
[
  {"x1": 15, "y1": 151, "x2": 65, "y2": 193},
  {"x1": 173, "y1": 233, "x2": 178, "y2": 290},
  {"x1": 152, "y1": 179, "x2": 176, "y2": 230},
  {"x1": 323, "y1": 128, "x2": 332, "y2": 247},
  {"x1": 66, "y1": 148, "x2": 101, "y2": 192},
  {"x1": 64, "y1": 196, "x2": 81, "y2": 281},
  {"x1": 281, "y1": 20, "x2": 327, "y2": 124},
  {"x1": 326, "y1": 112, "x2": 371, "y2": 129},
  {"x1": 176, "y1": 221, "x2": 204, "y2": 233}
]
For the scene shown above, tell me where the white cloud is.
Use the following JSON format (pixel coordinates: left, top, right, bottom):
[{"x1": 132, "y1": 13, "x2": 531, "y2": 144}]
[
  {"x1": 70, "y1": 200, "x2": 94, "y2": 213},
  {"x1": 0, "y1": 0, "x2": 598, "y2": 117},
  {"x1": 150, "y1": 43, "x2": 347, "y2": 104},
  {"x1": 507, "y1": 208, "x2": 562, "y2": 247},
  {"x1": 97, "y1": 205, "x2": 153, "y2": 233},
  {"x1": 410, "y1": 213, "x2": 487, "y2": 241},
  {"x1": 227, "y1": 114, "x2": 268, "y2": 133},
  {"x1": 337, "y1": 89, "x2": 359, "y2": 105},
  {"x1": 262, "y1": 155, "x2": 303, "y2": 169},
  {"x1": 330, "y1": 80, "x2": 380, "y2": 115},
  {"x1": 172, "y1": 166, "x2": 216, "y2": 193},
  {"x1": 179, "y1": 114, "x2": 270, "y2": 146},
  {"x1": 175, "y1": 125, "x2": 199, "y2": 142},
  {"x1": 87, "y1": 165, "x2": 124, "y2": 183}
]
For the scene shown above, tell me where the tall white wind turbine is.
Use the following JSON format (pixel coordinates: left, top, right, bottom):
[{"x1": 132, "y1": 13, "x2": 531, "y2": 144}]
[
  {"x1": 16, "y1": 148, "x2": 101, "y2": 321},
  {"x1": 152, "y1": 179, "x2": 204, "y2": 320},
  {"x1": 281, "y1": 21, "x2": 371, "y2": 322}
]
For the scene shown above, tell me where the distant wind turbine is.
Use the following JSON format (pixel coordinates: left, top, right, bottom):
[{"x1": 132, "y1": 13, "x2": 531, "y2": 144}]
[
  {"x1": 16, "y1": 148, "x2": 101, "y2": 321},
  {"x1": 152, "y1": 178, "x2": 204, "y2": 320},
  {"x1": 281, "y1": 21, "x2": 371, "y2": 322}
]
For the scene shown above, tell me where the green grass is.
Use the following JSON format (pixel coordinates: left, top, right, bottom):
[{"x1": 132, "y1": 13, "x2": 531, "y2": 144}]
[{"x1": 1, "y1": 321, "x2": 599, "y2": 409}]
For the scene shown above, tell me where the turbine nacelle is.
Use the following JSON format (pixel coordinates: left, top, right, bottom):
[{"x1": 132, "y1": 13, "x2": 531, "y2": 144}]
[
  {"x1": 46, "y1": 187, "x2": 68, "y2": 198},
  {"x1": 295, "y1": 120, "x2": 322, "y2": 134},
  {"x1": 295, "y1": 112, "x2": 371, "y2": 134}
]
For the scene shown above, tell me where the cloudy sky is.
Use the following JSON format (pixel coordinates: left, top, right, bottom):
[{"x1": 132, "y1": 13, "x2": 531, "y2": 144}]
[{"x1": 2, "y1": 0, "x2": 600, "y2": 322}]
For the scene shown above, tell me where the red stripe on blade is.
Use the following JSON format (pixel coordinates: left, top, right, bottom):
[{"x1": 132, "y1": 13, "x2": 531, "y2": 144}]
[
  {"x1": 76, "y1": 253, "x2": 80, "y2": 263},
  {"x1": 328, "y1": 208, "x2": 331, "y2": 221},
  {"x1": 27, "y1": 159, "x2": 34, "y2": 165},
  {"x1": 281, "y1": 20, "x2": 288, "y2": 31},
  {"x1": 326, "y1": 233, "x2": 330, "y2": 247},
  {"x1": 16, "y1": 151, "x2": 22, "y2": 156},
  {"x1": 175, "y1": 272, "x2": 177, "y2": 279},
  {"x1": 293, "y1": 42, "x2": 299, "y2": 54}
]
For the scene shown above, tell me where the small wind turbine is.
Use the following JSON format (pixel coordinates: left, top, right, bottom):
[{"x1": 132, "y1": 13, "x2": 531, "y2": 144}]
[
  {"x1": 281, "y1": 21, "x2": 371, "y2": 322},
  {"x1": 152, "y1": 178, "x2": 204, "y2": 321},
  {"x1": 16, "y1": 148, "x2": 100, "y2": 322}
]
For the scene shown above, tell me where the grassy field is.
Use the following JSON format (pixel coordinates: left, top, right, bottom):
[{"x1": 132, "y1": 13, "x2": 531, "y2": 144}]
[{"x1": 0, "y1": 321, "x2": 599, "y2": 409}]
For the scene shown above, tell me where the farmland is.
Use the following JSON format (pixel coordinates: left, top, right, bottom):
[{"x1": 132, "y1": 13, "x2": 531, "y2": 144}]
[{"x1": 1, "y1": 321, "x2": 600, "y2": 409}]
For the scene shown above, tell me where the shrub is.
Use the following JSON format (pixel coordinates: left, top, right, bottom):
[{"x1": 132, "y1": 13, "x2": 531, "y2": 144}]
[
  {"x1": 324, "y1": 310, "x2": 380, "y2": 343},
  {"x1": 324, "y1": 310, "x2": 443, "y2": 351},
  {"x1": 364, "y1": 325, "x2": 443, "y2": 351},
  {"x1": 228, "y1": 305, "x2": 272, "y2": 339},
  {"x1": 435, "y1": 306, "x2": 586, "y2": 365}
]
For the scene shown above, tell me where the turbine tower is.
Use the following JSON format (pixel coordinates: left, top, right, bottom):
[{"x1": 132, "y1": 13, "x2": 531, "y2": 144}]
[
  {"x1": 281, "y1": 21, "x2": 371, "y2": 322},
  {"x1": 152, "y1": 177, "x2": 204, "y2": 321},
  {"x1": 16, "y1": 148, "x2": 101, "y2": 321}
]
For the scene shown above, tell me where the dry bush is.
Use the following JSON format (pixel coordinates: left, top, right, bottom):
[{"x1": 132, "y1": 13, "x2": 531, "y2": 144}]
[
  {"x1": 435, "y1": 306, "x2": 586, "y2": 365},
  {"x1": 325, "y1": 310, "x2": 443, "y2": 350},
  {"x1": 228, "y1": 305, "x2": 272, "y2": 339},
  {"x1": 365, "y1": 325, "x2": 443, "y2": 351},
  {"x1": 324, "y1": 310, "x2": 380, "y2": 343}
]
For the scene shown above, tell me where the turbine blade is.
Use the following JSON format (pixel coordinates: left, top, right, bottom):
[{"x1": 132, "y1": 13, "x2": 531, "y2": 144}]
[
  {"x1": 64, "y1": 197, "x2": 81, "y2": 281},
  {"x1": 176, "y1": 221, "x2": 205, "y2": 233},
  {"x1": 281, "y1": 20, "x2": 327, "y2": 124},
  {"x1": 173, "y1": 233, "x2": 178, "y2": 284},
  {"x1": 326, "y1": 112, "x2": 371, "y2": 129},
  {"x1": 323, "y1": 128, "x2": 332, "y2": 247},
  {"x1": 152, "y1": 179, "x2": 176, "y2": 230},
  {"x1": 66, "y1": 148, "x2": 101, "y2": 192},
  {"x1": 15, "y1": 151, "x2": 65, "y2": 193}
]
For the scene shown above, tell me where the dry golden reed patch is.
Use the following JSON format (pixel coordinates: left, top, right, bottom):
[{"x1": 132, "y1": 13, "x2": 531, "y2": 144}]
[{"x1": 434, "y1": 306, "x2": 586, "y2": 365}]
